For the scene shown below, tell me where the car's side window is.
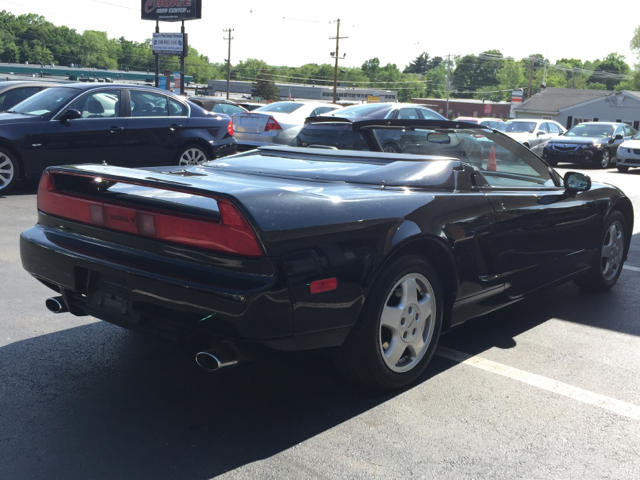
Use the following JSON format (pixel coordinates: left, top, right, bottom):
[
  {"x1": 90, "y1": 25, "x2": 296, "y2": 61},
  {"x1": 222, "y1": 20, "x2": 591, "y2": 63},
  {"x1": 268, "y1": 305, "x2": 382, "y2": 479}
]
[
  {"x1": 130, "y1": 90, "x2": 169, "y2": 117},
  {"x1": 547, "y1": 123, "x2": 561, "y2": 134},
  {"x1": 538, "y1": 123, "x2": 549, "y2": 133},
  {"x1": 614, "y1": 125, "x2": 624, "y2": 137},
  {"x1": 168, "y1": 97, "x2": 188, "y2": 116},
  {"x1": 0, "y1": 87, "x2": 43, "y2": 111},
  {"x1": 66, "y1": 89, "x2": 121, "y2": 118},
  {"x1": 397, "y1": 108, "x2": 421, "y2": 120},
  {"x1": 623, "y1": 125, "x2": 633, "y2": 137}
]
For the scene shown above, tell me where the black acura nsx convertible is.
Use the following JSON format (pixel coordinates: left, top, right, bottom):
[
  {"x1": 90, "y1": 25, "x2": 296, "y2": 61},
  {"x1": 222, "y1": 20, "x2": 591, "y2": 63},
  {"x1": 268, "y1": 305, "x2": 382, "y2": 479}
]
[{"x1": 20, "y1": 120, "x2": 633, "y2": 389}]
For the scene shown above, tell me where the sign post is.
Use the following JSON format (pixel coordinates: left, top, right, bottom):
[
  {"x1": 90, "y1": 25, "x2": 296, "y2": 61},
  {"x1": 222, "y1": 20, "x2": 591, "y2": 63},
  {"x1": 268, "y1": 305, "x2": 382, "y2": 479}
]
[{"x1": 142, "y1": 0, "x2": 201, "y2": 95}]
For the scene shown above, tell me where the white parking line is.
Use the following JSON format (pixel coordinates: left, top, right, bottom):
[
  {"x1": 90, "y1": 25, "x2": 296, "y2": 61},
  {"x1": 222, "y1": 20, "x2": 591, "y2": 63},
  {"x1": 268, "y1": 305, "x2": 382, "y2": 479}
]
[
  {"x1": 623, "y1": 265, "x2": 640, "y2": 273},
  {"x1": 436, "y1": 346, "x2": 640, "y2": 421}
]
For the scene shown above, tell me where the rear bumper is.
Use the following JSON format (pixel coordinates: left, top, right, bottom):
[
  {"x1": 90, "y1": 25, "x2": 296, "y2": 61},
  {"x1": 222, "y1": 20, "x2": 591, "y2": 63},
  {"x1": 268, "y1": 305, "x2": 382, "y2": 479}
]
[{"x1": 20, "y1": 224, "x2": 293, "y2": 343}]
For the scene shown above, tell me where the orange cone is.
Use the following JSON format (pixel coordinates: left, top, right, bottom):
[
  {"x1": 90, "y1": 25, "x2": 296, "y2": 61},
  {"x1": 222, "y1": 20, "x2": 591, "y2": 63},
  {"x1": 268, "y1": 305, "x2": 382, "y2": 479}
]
[{"x1": 487, "y1": 146, "x2": 497, "y2": 171}]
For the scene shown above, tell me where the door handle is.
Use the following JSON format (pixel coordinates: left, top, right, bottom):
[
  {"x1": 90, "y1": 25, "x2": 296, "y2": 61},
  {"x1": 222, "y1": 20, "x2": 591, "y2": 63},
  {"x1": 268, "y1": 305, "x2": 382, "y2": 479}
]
[
  {"x1": 169, "y1": 123, "x2": 182, "y2": 132},
  {"x1": 108, "y1": 126, "x2": 124, "y2": 134}
]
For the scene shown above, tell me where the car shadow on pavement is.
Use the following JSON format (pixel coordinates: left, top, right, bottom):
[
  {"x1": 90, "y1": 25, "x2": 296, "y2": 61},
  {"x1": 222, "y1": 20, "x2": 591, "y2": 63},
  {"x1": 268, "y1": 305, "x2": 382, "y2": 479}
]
[
  {"x1": 0, "y1": 179, "x2": 38, "y2": 198},
  {"x1": 1, "y1": 234, "x2": 638, "y2": 479}
]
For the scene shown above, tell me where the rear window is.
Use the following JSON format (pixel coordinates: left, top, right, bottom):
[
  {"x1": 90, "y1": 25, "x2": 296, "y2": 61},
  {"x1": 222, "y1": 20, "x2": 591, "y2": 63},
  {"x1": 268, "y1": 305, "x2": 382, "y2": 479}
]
[
  {"x1": 295, "y1": 123, "x2": 370, "y2": 150},
  {"x1": 255, "y1": 102, "x2": 303, "y2": 114},
  {"x1": 331, "y1": 103, "x2": 389, "y2": 119}
]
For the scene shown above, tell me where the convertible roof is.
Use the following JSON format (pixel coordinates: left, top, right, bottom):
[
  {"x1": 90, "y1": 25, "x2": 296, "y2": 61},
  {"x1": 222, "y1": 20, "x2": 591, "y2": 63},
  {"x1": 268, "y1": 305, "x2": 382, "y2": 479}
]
[{"x1": 304, "y1": 117, "x2": 487, "y2": 130}]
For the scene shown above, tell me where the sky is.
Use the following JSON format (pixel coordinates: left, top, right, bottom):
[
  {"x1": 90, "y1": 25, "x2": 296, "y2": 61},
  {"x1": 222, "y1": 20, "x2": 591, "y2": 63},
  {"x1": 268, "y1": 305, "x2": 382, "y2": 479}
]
[{"x1": 3, "y1": 0, "x2": 639, "y2": 70}]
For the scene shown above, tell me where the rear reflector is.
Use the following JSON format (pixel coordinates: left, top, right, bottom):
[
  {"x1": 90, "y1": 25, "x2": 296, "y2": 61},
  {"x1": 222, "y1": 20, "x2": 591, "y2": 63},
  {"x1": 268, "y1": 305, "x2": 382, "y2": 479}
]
[
  {"x1": 264, "y1": 116, "x2": 282, "y2": 131},
  {"x1": 37, "y1": 171, "x2": 263, "y2": 257},
  {"x1": 309, "y1": 277, "x2": 338, "y2": 294}
]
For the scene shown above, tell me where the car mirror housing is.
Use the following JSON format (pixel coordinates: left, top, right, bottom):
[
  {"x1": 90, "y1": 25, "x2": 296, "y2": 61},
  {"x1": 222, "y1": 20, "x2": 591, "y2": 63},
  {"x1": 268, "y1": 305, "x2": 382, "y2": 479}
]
[
  {"x1": 614, "y1": 134, "x2": 623, "y2": 141},
  {"x1": 564, "y1": 171, "x2": 591, "y2": 193},
  {"x1": 59, "y1": 109, "x2": 81, "y2": 122},
  {"x1": 536, "y1": 131, "x2": 545, "y2": 136}
]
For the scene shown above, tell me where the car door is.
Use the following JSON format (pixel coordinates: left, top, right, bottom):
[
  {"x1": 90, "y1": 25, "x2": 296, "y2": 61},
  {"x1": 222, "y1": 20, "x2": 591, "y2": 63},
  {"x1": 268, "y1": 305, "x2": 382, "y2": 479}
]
[
  {"x1": 469, "y1": 132, "x2": 600, "y2": 296},
  {"x1": 117, "y1": 89, "x2": 187, "y2": 167},
  {"x1": 28, "y1": 88, "x2": 124, "y2": 169},
  {"x1": 532, "y1": 122, "x2": 550, "y2": 147}
]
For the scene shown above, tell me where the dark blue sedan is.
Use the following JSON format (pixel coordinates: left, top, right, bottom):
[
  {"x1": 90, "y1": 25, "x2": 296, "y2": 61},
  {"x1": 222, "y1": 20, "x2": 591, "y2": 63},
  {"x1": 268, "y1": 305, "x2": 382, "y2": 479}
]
[{"x1": 0, "y1": 83, "x2": 236, "y2": 193}]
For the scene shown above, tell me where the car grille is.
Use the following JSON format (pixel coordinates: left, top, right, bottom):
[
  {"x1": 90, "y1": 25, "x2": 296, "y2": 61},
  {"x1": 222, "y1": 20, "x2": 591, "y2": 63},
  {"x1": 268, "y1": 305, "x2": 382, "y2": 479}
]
[
  {"x1": 634, "y1": 149, "x2": 640, "y2": 154},
  {"x1": 552, "y1": 144, "x2": 580, "y2": 151}
]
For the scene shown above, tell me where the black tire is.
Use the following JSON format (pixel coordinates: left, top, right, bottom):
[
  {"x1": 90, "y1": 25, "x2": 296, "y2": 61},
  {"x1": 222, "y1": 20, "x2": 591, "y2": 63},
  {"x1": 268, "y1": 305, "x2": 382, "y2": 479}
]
[
  {"x1": 335, "y1": 255, "x2": 444, "y2": 389},
  {"x1": 0, "y1": 147, "x2": 19, "y2": 194},
  {"x1": 617, "y1": 166, "x2": 629, "y2": 173},
  {"x1": 176, "y1": 145, "x2": 209, "y2": 166},
  {"x1": 575, "y1": 210, "x2": 627, "y2": 292},
  {"x1": 382, "y1": 142, "x2": 401, "y2": 153},
  {"x1": 595, "y1": 149, "x2": 611, "y2": 169}
]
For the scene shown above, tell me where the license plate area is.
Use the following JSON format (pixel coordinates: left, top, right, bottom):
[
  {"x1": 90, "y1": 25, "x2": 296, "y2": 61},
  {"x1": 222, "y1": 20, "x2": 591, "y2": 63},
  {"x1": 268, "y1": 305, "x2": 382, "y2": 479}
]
[{"x1": 87, "y1": 273, "x2": 140, "y2": 324}]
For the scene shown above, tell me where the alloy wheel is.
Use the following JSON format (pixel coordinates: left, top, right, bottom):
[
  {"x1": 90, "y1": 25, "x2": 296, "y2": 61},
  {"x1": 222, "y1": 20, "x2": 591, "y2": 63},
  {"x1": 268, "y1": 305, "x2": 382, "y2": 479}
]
[
  {"x1": 379, "y1": 273, "x2": 436, "y2": 373},
  {"x1": 601, "y1": 220, "x2": 624, "y2": 282},
  {"x1": 0, "y1": 151, "x2": 15, "y2": 191},
  {"x1": 600, "y1": 150, "x2": 610, "y2": 168},
  {"x1": 178, "y1": 147, "x2": 207, "y2": 166}
]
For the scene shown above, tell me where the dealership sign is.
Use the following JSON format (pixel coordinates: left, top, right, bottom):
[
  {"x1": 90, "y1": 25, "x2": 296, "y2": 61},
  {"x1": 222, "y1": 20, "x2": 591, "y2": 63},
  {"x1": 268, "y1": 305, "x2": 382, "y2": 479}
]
[
  {"x1": 141, "y1": 0, "x2": 202, "y2": 22},
  {"x1": 152, "y1": 33, "x2": 188, "y2": 55}
]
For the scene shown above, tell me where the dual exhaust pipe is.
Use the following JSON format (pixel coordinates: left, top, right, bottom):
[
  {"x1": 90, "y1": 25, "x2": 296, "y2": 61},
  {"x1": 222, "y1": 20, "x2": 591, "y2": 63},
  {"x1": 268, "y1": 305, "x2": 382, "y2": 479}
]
[{"x1": 46, "y1": 296, "x2": 240, "y2": 373}]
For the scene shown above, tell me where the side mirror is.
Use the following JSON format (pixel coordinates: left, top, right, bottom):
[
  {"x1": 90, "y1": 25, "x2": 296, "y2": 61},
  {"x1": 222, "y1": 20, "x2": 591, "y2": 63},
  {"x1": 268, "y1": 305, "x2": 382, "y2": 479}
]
[
  {"x1": 59, "y1": 109, "x2": 81, "y2": 122},
  {"x1": 536, "y1": 131, "x2": 546, "y2": 136},
  {"x1": 614, "y1": 134, "x2": 623, "y2": 141},
  {"x1": 564, "y1": 171, "x2": 591, "y2": 193}
]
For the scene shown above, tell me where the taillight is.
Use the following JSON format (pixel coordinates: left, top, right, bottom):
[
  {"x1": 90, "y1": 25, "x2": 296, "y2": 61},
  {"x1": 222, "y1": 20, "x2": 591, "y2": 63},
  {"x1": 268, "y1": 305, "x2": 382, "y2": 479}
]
[
  {"x1": 37, "y1": 171, "x2": 263, "y2": 257},
  {"x1": 264, "y1": 116, "x2": 282, "y2": 131},
  {"x1": 227, "y1": 120, "x2": 234, "y2": 136}
]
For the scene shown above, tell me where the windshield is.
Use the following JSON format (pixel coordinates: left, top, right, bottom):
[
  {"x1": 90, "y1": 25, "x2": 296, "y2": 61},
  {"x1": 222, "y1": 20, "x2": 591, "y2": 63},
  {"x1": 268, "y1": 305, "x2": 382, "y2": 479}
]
[
  {"x1": 504, "y1": 121, "x2": 536, "y2": 133},
  {"x1": 566, "y1": 124, "x2": 614, "y2": 138},
  {"x1": 481, "y1": 120, "x2": 506, "y2": 131},
  {"x1": 255, "y1": 102, "x2": 303, "y2": 114},
  {"x1": 330, "y1": 103, "x2": 389, "y2": 119},
  {"x1": 10, "y1": 87, "x2": 80, "y2": 116}
]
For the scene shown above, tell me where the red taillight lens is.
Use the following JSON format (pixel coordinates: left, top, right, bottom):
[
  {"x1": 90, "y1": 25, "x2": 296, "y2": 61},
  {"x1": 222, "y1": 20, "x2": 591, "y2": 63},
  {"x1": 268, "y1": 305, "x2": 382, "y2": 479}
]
[
  {"x1": 227, "y1": 120, "x2": 234, "y2": 136},
  {"x1": 264, "y1": 116, "x2": 282, "y2": 131},
  {"x1": 37, "y1": 171, "x2": 263, "y2": 257}
]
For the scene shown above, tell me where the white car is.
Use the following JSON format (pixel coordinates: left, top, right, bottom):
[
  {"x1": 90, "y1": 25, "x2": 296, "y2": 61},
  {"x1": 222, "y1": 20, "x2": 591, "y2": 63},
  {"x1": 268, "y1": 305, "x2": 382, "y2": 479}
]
[
  {"x1": 616, "y1": 132, "x2": 640, "y2": 172},
  {"x1": 503, "y1": 119, "x2": 566, "y2": 149},
  {"x1": 232, "y1": 101, "x2": 340, "y2": 148}
]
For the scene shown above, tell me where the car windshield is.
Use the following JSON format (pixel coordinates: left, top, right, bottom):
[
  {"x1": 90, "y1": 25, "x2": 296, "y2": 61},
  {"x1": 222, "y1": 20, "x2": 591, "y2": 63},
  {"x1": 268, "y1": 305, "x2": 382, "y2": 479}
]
[
  {"x1": 503, "y1": 121, "x2": 536, "y2": 133},
  {"x1": 481, "y1": 120, "x2": 506, "y2": 131},
  {"x1": 330, "y1": 103, "x2": 389, "y2": 119},
  {"x1": 255, "y1": 102, "x2": 303, "y2": 114},
  {"x1": 566, "y1": 124, "x2": 614, "y2": 138},
  {"x1": 294, "y1": 122, "x2": 370, "y2": 150},
  {"x1": 9, "y1": 87, "x2": 80, "y2": 116}
]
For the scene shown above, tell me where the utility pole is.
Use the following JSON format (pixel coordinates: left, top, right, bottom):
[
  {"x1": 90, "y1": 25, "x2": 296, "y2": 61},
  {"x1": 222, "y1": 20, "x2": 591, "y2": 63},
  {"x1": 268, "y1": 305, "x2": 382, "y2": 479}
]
[
  {"x1": 541, "y1": 59, "x2": 548, "y2": 88},
  {"x1": 445, "y1": 53, "x2": 451, "y2": 118},
  {"x1": 527, "y1": 56, "x2": 535, "y2": 99},
  {"x1": 154, "y1": 20, "x2": 159, "y2": 88},
  {"x1": 329, "y1": 19, "x2": 348, "y2": 103},
  {"x1": 179, "y1": 20, "x2": 185, "y2": 95},
  {"x1": 223, "y1": 28, "x2": 234, "y2": 100}
]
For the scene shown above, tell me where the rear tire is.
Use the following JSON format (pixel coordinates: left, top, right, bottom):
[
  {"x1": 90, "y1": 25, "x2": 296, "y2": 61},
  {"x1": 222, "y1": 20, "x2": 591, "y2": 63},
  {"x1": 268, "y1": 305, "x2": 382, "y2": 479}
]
[
  {"x1": 335, "y1": 255, "x2": 443, "y2": 389},
  {"x1": 0, "y1": 147, "x2": 18, "y2": 194},
  {"x1": 176, "y1": 145, "x2": 209, "y2": 166},
  {"x1": 576, "y1": 210, "x2": 626, "y2": 292}
]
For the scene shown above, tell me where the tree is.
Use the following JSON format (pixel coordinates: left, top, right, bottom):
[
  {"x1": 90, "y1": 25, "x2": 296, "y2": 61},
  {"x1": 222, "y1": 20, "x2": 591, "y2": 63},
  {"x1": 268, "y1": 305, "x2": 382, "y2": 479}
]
[
  {"x1": 631, "y1": 26, "x2": 640, "y2": 59},
  {"x1": 361, "y1": 57, "x2": 380, "y2": 77},
  {"x1": 495, "y1": 59, "x2": 525, "y2": 100},
  {"x1": 587, "y1": 53, "x2": 630, "y2": 90},
  {"x1": 252, "y1": 69, "x2": 279, "y2": 101}
]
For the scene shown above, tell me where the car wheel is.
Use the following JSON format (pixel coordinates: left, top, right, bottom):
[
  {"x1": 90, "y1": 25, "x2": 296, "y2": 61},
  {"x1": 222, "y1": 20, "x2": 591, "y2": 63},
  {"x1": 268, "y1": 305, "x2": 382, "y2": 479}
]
[
  {"x1": 335, "y1": 255, "x2": 443, "y2": 389},
  {"x1": 382, "y1": 142, "x2": 401, "y2": 153},
  {"x1": 177, "y1": 145, "x2": 208, "y2": 166},
  {"x1": 576, "y1": 210, "x2": 626, "y2": 292},
  {"x1": 0, "y1": 147, "x2": 18, "y2": 194},
  {"x1": 598, "y1": 149, "x2": 611, "y2": 169},
  {"x1": 617, "y1": 166, "x2": 629, "y2": 173}
]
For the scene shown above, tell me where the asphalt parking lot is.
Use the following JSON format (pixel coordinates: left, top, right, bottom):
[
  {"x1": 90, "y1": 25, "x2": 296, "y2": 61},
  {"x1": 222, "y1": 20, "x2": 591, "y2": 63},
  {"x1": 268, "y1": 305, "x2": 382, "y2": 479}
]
[{"x1": 1, "y1": 165, "x2": 639, "y2": 480}]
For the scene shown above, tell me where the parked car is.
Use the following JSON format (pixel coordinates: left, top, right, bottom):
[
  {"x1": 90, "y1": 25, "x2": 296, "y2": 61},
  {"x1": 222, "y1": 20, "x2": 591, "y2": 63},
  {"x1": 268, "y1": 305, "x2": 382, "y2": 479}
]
[
  {"x1": 0, "y1": 83, "x2": 236, "y2": 193},
  {"x1": 503, "y1": 119, "x2": 565, "y2": 149},
  {"x1": 21, "y1": 119, "x2": 633, "y2": 389},
  {"x1": 616, "y1": 130, "x2": 640, "y2": 172},
  {"x1": 543, "y1": 122, "x2": 636, "y2": 169},
  {"x1": 237, "y1": 102, "x2": 263, "y2": 111},
  {"x1": 0, "y1": 81, "x2": 52, "y2": 112},
  {"x1": 329, "y1": 102, "x2": 445, "y2": 121},
  {"x1": 454, "y1": 116, "x2": 506, "y2": 131},
  {"x1": 232, "y1": 101, "x2": 341, "y2": 149},
  {"x1": 187, "y1": 96, "x2": 247, "y2": 115}
]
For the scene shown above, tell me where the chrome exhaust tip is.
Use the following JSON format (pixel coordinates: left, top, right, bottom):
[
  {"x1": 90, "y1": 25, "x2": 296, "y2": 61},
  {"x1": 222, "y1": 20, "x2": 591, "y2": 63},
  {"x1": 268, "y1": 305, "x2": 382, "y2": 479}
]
[
  {"x1": 45, "y1": 296, "x2": 68, "y2": 314},
  {"x1": 195, "y1": 343, "x2": 240, "y2": 372}
]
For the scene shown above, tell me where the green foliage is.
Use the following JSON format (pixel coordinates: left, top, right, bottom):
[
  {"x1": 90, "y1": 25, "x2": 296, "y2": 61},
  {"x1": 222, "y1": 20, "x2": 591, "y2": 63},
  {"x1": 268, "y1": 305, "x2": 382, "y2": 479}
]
[{"x1": 251, "y1": 69, "x2": 279, "y2": 101}]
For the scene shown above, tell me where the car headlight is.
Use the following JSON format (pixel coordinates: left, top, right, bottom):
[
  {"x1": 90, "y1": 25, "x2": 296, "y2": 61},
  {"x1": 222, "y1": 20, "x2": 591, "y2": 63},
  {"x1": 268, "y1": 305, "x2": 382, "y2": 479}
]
[{"x1": 590, "y1": 143, "x2": 602, "y2": 149}]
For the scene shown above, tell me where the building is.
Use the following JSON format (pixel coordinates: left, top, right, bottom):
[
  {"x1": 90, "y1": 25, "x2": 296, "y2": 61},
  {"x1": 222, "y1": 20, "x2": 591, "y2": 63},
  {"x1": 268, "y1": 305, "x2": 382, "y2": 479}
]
[
  {"x1": 207, "y1": 79, "x2": 397, "y2": 103},
  {"x1": 411, "y1": 97, "x2": 511, "y2": 120},
  {"x1": 513, "y1": 87, "x2": 640, "y2": 130},
  {"x1": 0, "y1": 62, "x2": 193, "y2": 84}
]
